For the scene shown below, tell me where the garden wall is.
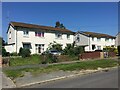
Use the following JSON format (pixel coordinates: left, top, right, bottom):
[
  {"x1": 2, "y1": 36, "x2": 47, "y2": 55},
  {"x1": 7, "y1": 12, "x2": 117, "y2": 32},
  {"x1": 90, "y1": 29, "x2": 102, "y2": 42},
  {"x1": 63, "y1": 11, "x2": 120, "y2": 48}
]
[
  {"x1": 80, "y1": 51, "x2": 116, "y2": 60},
  {"x1": 80, "y1": 51, "x2": 101, "y2": 60}
]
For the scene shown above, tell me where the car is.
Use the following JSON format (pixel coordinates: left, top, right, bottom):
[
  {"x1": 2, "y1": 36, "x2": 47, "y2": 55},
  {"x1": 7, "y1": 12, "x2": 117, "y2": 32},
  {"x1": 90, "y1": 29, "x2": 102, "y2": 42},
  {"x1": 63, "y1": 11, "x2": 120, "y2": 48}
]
[{"x1": 49, "y1": 50, "x2": 61, "y2": 55}]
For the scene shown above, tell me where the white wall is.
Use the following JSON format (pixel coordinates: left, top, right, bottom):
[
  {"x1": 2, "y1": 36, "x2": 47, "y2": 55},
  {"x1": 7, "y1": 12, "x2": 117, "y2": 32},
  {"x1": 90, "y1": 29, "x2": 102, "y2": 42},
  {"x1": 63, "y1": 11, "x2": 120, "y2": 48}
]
[
  {"x1": 115, "y1": 33, "x2": 120, "y2": 46},
  {"x1": 85, "y1": 37, "x2": 115, "y2": 51},
  {"x1": 74, "y1": 33, "x2": 89, "y2": 46},
  {"x1": 16, "y1": 28, "x2": 74, "y2": 54},
  {"x1": 7, "y1": 25, "x2": 17, "y2": 53},
  {"x1": 4, "y1": 44, "x2": 15, "y2": 53}
]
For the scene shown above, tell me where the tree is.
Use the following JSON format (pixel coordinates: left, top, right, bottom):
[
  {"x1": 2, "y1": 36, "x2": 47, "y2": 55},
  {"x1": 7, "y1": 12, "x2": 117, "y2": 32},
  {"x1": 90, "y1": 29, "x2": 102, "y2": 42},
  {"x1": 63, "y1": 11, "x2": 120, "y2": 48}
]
[
  {"x1": 55, "y1": 21, "x2": 66, "y2": 29},
  {"x1": 55, "y1": 21, "x2": 61, "y2": 28},
  {"x1": 47, "y1": 41, "x2": 62, "y2": 51}
]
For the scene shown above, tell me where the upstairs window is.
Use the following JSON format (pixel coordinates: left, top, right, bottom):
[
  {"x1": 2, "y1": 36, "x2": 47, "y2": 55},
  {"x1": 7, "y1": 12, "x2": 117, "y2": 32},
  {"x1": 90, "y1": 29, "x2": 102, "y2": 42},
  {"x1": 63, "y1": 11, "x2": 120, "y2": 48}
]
[
  {"x1": 92, "y1": 37, "x2": 94, "y2": 41},
  {"x1": 97, "y1": 38, "x2": 101, "y2": 41},
  {"x1": 105, "y1": 38, "x2": 109, "y2": 41},
  {"x1": 55, "y1": 33, "x2": 62, "y2": 39},
  {"x1": 67, "y1": 34, "x2": 70, "y2": 39},
  {"x1": 23, "y1": 30, "x2": 29, "y2": 36},
  {"x1": 35, "y1": 32, "x2": 44, "y2": 37},
  {"x1": 9, "y1": 31, "x2": 11, "y2": 39}
]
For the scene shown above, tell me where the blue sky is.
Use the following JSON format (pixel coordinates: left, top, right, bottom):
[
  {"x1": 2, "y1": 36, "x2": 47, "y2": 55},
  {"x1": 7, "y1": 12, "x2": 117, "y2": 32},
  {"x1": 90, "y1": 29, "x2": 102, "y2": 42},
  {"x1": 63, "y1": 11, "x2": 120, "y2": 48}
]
[{"x1": 2, "y1": 2, "x2": 118, "y2": 41}]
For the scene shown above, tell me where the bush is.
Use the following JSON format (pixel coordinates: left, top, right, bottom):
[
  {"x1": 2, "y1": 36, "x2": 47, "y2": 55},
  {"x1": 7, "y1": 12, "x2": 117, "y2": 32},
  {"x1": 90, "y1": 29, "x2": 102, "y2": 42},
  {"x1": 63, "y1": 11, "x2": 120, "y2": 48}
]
[
  {"x1": 2, "y1": 47, "x2": 10, "y2": 57},
  {"x1": 63, "y1": 44, "x2": 84, "y2": 57},
  {"x1": 19, "y1": 47, "x2": 31, "y2": 58},
  {"x1": 118, "y1": 46, "x2": 120, "y2": 56},
  {"x1": 18, "y1": 47, "x2": 23, "y2": 56},
  {"x1": 10, "y1": 52, "x2": 18, "y2": 56},
  {"x1": 43, "y1": 53, "x2": 58, "y2": 63}
]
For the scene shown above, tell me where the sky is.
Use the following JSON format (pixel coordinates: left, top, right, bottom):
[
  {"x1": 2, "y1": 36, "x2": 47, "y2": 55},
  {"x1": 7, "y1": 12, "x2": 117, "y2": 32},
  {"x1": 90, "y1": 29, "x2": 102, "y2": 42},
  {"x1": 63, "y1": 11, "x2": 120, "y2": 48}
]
[{"x1": 2, "y1": 2, "x2": 118, "y2": 41}]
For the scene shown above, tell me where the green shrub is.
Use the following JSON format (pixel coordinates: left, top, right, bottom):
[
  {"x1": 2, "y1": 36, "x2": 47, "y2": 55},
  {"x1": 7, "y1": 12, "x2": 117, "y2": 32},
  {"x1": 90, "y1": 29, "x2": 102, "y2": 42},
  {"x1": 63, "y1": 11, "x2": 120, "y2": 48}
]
[
  {"x1": 10, "y1": 52, "x2": 18, "y2": 56},
  {"x1": 63, "y1": 44, "x2": 84, "y2": 57},
  {"x1": 18, "y1": 47, "x2": 23, "y2": 56},
  {"x1": 19, "y1": 47, "x2": 31, "y2": 58},
  {"x1": 118, "y1": 46, "x2": 120, "y2": 56},
  {"x1": 44, "y1": 53, "x2": 58, "y2": 63},
  {"x1": 2, "y1": 47, "x2": 10, "y2": 57}
]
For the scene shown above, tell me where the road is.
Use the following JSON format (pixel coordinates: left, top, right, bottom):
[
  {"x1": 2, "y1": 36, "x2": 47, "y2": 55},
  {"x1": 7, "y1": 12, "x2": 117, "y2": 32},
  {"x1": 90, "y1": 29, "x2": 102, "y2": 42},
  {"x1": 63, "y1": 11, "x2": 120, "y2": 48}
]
[{"x1": 25, "y1": 68, "x2": 119, "y2": 88}]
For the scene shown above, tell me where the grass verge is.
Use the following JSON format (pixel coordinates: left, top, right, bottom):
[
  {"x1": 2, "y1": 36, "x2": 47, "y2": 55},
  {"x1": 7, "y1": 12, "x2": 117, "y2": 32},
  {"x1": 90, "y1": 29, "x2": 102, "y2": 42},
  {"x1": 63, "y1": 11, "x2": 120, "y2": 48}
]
[
  {"x1": 9, "y1": 54, "x2": 42, "y2": 66},
  {"x1": 4, "y1": 59, "x2": 119, "y2": 79}
]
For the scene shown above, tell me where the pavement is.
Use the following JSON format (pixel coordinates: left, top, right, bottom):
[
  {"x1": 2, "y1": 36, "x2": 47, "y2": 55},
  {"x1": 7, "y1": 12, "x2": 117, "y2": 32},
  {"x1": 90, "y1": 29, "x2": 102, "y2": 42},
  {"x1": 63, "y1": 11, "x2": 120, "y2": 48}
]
[
  {"x1": 26, "y1": 67, "x2": 118, "y2": 88},
  {"x1": 3, "y1": 66, "x2": 118, "y2": 88},
  {"x1": 1, "y1": 56, "x2": 119, "y2": 88},
  {"x1": 2, "y1": 71, "x2": 16, "y2": 88}
]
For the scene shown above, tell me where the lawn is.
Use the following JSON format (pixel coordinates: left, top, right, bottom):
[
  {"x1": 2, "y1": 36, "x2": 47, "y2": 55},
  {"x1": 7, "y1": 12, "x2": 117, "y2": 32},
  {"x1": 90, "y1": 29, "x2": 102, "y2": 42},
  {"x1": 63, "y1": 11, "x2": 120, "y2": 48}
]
[
  {"x1": 9, "y1": 54, "x2": 78, "y2": 66},
  {"x1": 9, "y1": 54, "x2": 42, "y2": 66},
  {"x1": 4, "y1": 59, "x2": 119, "y2": 79}
]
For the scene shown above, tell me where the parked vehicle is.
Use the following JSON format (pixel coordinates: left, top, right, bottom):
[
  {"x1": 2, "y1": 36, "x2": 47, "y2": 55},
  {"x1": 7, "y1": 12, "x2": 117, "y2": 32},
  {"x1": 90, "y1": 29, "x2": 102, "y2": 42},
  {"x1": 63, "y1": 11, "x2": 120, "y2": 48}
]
[
  {"x1": 49, "y1": 50, "x2": 61, "y2": 55},
  {"x1": 42, "y1": 50, "x2": 61, "y2": 55}
]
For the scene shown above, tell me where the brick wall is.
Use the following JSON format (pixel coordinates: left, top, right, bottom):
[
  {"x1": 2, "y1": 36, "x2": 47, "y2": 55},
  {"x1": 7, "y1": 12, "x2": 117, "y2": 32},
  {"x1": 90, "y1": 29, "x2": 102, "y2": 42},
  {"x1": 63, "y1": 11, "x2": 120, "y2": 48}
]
[
  {"x1": 80, "y1": 51, "x2": 100, "y2": 60},
  {"x1": 80, "y1": 51, "x2": 116, "y2": 60}
]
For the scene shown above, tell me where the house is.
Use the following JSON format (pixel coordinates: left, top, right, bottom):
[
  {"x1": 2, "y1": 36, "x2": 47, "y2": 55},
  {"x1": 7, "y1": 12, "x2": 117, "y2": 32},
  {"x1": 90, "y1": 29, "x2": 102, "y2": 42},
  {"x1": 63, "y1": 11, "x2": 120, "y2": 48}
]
[
  {"x1": 115, "y1": 32, "x2": 120, "y2": 46},
  {"x1": 74, "y1": 31, "x2": 116, "y2": 51},
  {"x1": 5, "y1": 21, "x2": 74, "y2": 54}
]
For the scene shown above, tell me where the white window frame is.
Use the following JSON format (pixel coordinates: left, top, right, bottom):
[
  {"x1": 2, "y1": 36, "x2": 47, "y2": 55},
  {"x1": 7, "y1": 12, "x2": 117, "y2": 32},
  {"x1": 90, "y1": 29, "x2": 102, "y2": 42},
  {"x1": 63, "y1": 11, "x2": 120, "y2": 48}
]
[
  {"x1": 67, "y1": 34, "x2": 70, "y2": 39},
  {"x1": 23, "y1": 30, "x2": 29, "y2": 37},
  {"x1": 55, "y1": 33, "x2": 62, "y2": 39}
]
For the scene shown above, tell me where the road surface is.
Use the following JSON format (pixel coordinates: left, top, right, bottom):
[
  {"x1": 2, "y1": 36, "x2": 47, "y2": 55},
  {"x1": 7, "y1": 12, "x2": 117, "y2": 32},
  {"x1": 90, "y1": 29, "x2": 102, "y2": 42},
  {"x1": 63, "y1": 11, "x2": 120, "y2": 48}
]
[{"x1": 25, "y1": 68, "x2": 119, "y2": 88}]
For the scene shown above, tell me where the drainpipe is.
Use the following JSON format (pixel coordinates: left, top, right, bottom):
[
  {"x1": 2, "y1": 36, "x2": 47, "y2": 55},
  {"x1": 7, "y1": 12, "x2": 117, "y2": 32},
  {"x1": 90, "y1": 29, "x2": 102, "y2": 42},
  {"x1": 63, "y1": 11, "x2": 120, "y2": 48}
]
[
  {"x1": 88, "y1": 34, "x2": 90, "y2": 51},
  {"x1": 16, "y1": 28, "x2": 17, "y2": 53}
]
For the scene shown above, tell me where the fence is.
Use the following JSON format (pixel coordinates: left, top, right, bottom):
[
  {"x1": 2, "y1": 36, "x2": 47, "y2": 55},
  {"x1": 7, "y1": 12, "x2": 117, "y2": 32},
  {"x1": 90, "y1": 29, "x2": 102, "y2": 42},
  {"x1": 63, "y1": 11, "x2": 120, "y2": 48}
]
[{"x1": 80, "y1": 51, "x2": 116, "y2": 60}]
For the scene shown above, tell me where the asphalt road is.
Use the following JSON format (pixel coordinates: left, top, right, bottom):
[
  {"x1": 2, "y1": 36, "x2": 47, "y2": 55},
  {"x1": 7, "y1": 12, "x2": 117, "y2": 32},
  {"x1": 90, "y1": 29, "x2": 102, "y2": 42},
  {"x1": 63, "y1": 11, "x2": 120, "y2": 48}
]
[{"x1": 25, "y1": 68, "x2": 119, "y2": 88}]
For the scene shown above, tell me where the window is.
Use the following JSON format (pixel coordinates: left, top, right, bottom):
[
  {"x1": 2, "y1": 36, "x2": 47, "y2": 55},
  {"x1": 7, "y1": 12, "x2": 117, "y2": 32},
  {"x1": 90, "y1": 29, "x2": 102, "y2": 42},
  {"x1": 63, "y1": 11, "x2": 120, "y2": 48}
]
[
  {"x1": 105, "y1": 38, "x2": 109, "y2": 41},
  {"x1": 97, "y1": 46, "x2": 101, "y2": 50},
  {"x1": 35, "y1": 44, "x2": 44, "y2": 53},
  {"x1": 92, "y1": 45, "x2": 96, "y2": 50},
  {"x1": 92, "y1": 37, "x2": 94, "y2": 41},
  {"x1": 55, "y1": 33, "x2": 62, "y2": 39},
  {"x1": 67, "y1": 34, "x2": 70, "y2": 39},
  {"x1": 97, "y1": 38, "x2": 101, "y2": 41},
  {"x1": 23, "y1": 43, "x2": 31, "y2": 49},
  {"x1": 9, "y1": 31, "x2": 11, "y2": 39},
  {"x1": 35, "y1": 32, "x2": 44, "y2": 37},
  {"x1": 23, "y1": 30, "x2": 29, "y2": 36},
  {"x1": 76, "y1": 34, "x2": 80, "y2": 42}
]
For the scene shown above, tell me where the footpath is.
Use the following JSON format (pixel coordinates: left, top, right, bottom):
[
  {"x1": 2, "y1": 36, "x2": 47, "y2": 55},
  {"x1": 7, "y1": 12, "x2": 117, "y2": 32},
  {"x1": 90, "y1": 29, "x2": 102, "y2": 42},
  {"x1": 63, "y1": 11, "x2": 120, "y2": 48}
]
[
  {"x1": 2, "y1": 57, "x2": 119, "y2": 88},
  {"x1": 2, "y1": 66, "x2": 118, "y2": 88}
]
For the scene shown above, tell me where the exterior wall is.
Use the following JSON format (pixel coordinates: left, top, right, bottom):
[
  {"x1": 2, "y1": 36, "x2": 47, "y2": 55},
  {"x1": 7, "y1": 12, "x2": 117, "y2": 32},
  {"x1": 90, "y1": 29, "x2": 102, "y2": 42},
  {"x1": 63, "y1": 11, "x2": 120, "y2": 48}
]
[
  {"x1": 5, "y1": 25, "x2": 17, "y2": 53},
  {"x1": 4, "y1": 44, "x2": 16, "y2": 53},
  {"x1": 85, "y1": 37, "x2": 115, "y2": 51},
  {"x1": 75, "y1": 33, "x2": 115, "y2": 51},
  {"x1": 16, "y1": 28, "x2": 74, "y2": 54},
  {"x1": 7, "y1": 25, "x2": 16, "y2": 44},
  {"x1": 115, "y1": 33, "x2": 120, "y2": 46},
  {"x1": 74, "y1": 33, "x2": 89, "y2": 46}
]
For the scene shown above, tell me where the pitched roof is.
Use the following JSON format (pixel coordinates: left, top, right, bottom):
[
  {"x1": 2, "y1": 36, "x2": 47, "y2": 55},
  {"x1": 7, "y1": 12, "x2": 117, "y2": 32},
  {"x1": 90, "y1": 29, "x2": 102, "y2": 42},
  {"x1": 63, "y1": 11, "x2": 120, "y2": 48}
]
[
  {"x1": 10, "y1": 21, "x2": 74, "y2": 34},
  {"x1": 80, "y1": 31, "x2": 115, "y2": 39}
]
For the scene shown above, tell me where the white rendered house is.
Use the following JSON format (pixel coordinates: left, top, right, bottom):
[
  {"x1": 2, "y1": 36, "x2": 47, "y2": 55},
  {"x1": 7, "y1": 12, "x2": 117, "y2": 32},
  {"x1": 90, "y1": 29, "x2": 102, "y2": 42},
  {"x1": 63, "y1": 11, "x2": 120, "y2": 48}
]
[
  {"x1": 115, "y1": 32, "x2": 120, "y2": 47},
  {"x1": 5, "y1": 22, "x2": 74, "y2": 54},
  {"x1": 74, "y1": 31, "x2": 116, "y2": 51}
]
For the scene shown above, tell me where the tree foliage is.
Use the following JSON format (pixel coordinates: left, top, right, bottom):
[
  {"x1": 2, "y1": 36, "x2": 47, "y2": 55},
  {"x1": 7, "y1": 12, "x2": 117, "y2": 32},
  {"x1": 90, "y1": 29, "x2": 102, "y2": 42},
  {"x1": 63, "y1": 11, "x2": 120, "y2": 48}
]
[
  {"x1": 63, "y1": 43, "x2": 84, "y2": 57},
  {"x1": 55, "y1": 21, "x2": 66, "y2": 29},
  {"x1": 47, "y1": 41, "x2": 62, "y2": 51},
  {"x1": 118, "y1": 46, "x2": 120, "y2": 56},
  {"x1": 19, "y1": 47, "x2": 31, "y2": 58}
]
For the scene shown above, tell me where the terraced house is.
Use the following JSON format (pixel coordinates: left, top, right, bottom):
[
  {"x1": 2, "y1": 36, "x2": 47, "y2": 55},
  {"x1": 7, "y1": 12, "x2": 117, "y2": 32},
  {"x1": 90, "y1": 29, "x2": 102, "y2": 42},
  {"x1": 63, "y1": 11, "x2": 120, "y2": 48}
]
[
  {"x1": 74, "y1": 31, "x2": 116, "y2": 51},
  {"x1": 5, "y1": 22, "x2": 74, "y2": 54}
]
